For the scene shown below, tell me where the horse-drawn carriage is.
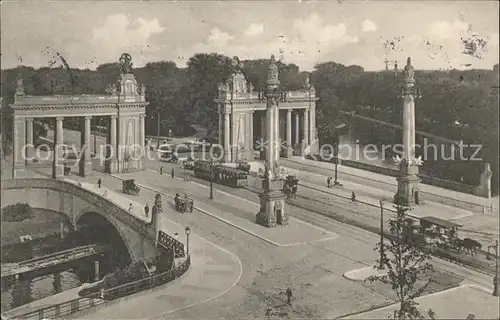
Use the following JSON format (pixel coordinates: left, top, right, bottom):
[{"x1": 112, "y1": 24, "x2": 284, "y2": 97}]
[
  {"x1": 283, "y1": 175, "x2": 299, "y2": 199},
  {"x1": 122, "y1": 179, "x2": 140, "y2": 195},
  {"x1": 404, "y1": 216, "x2": 482, "y2": 255},
  {"x1": 174, "y1": 194, "x2": 194, "y2": 213}
]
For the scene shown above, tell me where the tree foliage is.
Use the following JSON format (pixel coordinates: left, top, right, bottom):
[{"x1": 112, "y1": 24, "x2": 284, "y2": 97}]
[
  {"x1": 1, "y1": 57, "x2": 497, "y2": 192},
  {"x1": 368, "y1": 204, "x2": 434, "y2": 320},
  {"x1": 1, "y1": 203, "x2": 34, "y2": 222}
]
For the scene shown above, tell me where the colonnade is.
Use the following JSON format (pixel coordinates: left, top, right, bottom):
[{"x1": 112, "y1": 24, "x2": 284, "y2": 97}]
[
  {"x1": 11, "y1": 114, "x2": 146, "y2": 178},
  {"x1": 220, "y1": 106, "x2": 315, "y2": 163}
]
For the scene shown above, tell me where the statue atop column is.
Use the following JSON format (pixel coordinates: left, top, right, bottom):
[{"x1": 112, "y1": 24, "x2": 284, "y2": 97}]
[
  {"x1": 267, "y1": 55, "x2": 279, "y2": 90},
  {"x1": 119, "y1": 53, "x2": 133, "y2": 74},
  {"x1": 403, "y1": 57, "x2": 415, "y2": 80}
]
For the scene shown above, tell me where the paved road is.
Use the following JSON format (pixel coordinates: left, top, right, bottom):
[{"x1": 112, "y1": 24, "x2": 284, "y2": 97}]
[{"x1": 29, "y1": 163, "x2": 493, "y2": 319}]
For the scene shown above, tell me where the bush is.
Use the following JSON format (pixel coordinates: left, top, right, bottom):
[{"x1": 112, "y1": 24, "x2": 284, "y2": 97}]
[{"x1": 1, "y1": 203, "x2": 34, "y2": 222}]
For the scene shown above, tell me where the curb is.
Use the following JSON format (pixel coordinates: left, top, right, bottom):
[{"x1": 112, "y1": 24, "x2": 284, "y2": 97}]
[
  {"x1": 286, "y1": 159, "x2": 493, "y2": 211},
  {"x1": 109, "y1": 174, "x2": 280, "y2": 247}
]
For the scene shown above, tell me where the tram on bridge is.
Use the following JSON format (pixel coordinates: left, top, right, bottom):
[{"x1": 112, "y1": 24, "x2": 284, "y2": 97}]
[{"x1": 193, "y1": 160, "x2": 248, "y2": 188}]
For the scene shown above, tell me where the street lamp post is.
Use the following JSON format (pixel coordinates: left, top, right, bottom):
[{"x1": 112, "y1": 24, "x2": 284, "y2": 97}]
[
  {"x1": 173, "y1": 232, "x2": 179, "y2": 267},
  {"x1": 185, "y1": 226, "x2": 191, "y2": 256},
  {"x1": 209, "y1": 143, "x2": 214, "y2": 199},
  {"x1": 332, "y1": 120, "x2": 345, "y2": 186},
  {"x1": 379, "y1": 197, "x2": 385, "y2": 270},
  {"x1": 151, "y1": 108, "x2": 161, "y2": 149},
  {"x1": 488, "y1": 240, "x2": 499, "y2": 296}
]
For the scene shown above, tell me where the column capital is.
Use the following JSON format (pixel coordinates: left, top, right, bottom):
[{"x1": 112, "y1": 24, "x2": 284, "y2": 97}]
[
  {"x1": 55, "y1": 117, "x2": 64, "y2": 121},
  {"x1": 110, "y1": 115, "x2": 118, "y2": 120},
  {"x1": 25, "y1": 117, "x2": 34, "y2": 122},
  {"x1": 139, "y1": 113, "x2": 145, "y2": 118},
  {"x1": 84, "y1": 116, "x2": 92, "y2": 121},
  {"x1": 287, "y1": 109, "x2": 292, "y2": 114}
]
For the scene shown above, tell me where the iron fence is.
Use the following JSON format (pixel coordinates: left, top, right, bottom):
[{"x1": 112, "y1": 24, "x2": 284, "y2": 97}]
[{"x1": 7, "y1": 255, "x2": 191, "y2": 320}]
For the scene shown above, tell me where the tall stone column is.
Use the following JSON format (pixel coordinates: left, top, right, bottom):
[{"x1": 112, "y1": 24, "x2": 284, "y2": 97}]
[
  {"x1": 12, "y1": 116, "x2": 26, "y2": 178},
  {"x1": 105, "y1": 115, "x2": 118, "y2": 173},
  {"x1": 224, "y1": 113, "x2": 231, "y2": 162},
  {"x1": 79, "y1": 116, "x2": 93, "y2": 177},
  {"x1": 25, "y1": 117, "x2": 34, "y2": 164},
  {"x1": 266, "y1": 103, "x2": 275, "y2": 166},
  {"x1": 303, "y1": 109, "x2": 309, "y2": 147},
  {"x1": 260, "y1": 113, "x2": 266, "y2": 160},
  {"x1": 139, "y1": 113, "x2": 145, "y2": 170},
  {"x1": 52, "y1": 117, "x2": 64, "y2": 178},
  {"x1": 310, "y1": 104, "x2": 316, "y2": 152},
  {"x1": 285, "y1": 109, "x2": 293, "y2": 157},
  {"x1": 294, "y1": 112, "x2": 300, "y2": 146},
  {"x1": 395, "y1": 57, "x2": 421, "y2": 207},
  {"x1": 218, "y1": 107, "x2": 224, "y2": 146},
  {"x1": 274, "y1": 108, "x2": 280, "y2": 160},
  {"x1": 231, "y1": 113, "x2": 238, "y2": 162}
]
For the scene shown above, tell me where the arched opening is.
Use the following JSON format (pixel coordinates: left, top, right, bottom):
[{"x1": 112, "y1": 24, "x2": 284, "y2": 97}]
[{"x1": 75, "y1": 212, "x2": 132, "y2": 282}]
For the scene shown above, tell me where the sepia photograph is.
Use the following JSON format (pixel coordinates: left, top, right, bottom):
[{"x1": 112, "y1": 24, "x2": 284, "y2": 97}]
[{"x1": 0, "y1": 1, "x2": 499, "y2": 319}]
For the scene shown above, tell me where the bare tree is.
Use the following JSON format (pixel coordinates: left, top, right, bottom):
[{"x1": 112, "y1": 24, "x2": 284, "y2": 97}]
[{"x1": 368, "y1": 202, "x2": 434, "y2": 319}]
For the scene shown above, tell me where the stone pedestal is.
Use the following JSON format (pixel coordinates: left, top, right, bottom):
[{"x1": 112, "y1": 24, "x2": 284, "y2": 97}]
[
  {"x1": 79, "y1": 161, "x2": 93, "y2": 177},
  {"x1": 283, "y1": 146, "x2": 294, "y2": 158},
  {"x1": 256, "y1": 179, "x2": 288, "y2": 228},
  {"x1": 395, "y1": 165, "x2": 420, "y2": 207}
]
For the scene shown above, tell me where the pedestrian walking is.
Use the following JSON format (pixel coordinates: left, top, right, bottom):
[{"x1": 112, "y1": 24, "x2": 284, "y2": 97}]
[
  {"x1": 351, "y1": 191, "x2": 356, "y2": 203},
  {"x1": 171, "y1": 168, "x2": 175, "y2": 178},
  {"x1": 285, "y1": 288, "x2": 293, "y2": 305},
  {"x1": 160, "y1": 166, "x2": 163, "y2": 175},
  {"x1": 415, "y1": 190, "x2": 420, "y2": 205},
  {"x1": 97, "y1": 177, "x2": 102, "y2": 188},
  {"x1": 327, "y1": 176, "x2": 331, "y2": 188},
  {"x1": 103, "y1": 190, "x2": 108, "y2": 197},
  {"x1": 144, "y1": 204, "x2": 150, "y2": 217},
  {"x1": 128, "y1": 202, "x2": 133, "y2": 211}
]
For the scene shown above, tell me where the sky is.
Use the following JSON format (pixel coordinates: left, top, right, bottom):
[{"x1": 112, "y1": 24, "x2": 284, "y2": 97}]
[{"x1": 1, "y1": 1, "x2": 499, "y2": 72}]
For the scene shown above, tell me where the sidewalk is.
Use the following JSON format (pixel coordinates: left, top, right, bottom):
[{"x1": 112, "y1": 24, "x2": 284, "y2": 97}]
[
  {"x1": 339, "y1": 284, "x2": 499, "y2": 319},
  {"x1": 284, "y1": 156, "x2": 496, "y2": 209},
  {"x1": 113, "y1": 169, "x2": 338, "y2": 247},
  {"x1": 2, "y1": 284, "x2": 92, "y2": 319}
]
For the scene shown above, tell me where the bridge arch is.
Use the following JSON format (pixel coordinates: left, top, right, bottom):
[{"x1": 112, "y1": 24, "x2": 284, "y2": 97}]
[
  {"x1": 1, "y1": 178, "x2": 156, "y2": 262},
  {"x1": 75, "y1": 209, "x2": 135, "y2": 264}
]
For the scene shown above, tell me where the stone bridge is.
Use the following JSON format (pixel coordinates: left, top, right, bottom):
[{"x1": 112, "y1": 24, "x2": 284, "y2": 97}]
[{"x1": 1, "y1": 178, "x2": 158, "y2": 262}]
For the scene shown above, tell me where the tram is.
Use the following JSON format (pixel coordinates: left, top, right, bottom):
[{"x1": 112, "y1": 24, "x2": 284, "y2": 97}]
[{"x1": 193, "y1": 160, "x2": 248, "y2": 188}]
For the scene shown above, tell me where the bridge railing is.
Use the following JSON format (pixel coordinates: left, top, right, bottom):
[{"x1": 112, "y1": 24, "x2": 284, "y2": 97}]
[{"x1": 7, "y1": 255, "x2": 191, "y2": 320}]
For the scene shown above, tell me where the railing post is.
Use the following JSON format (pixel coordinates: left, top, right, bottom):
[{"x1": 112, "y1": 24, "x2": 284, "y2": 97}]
[
  {"x1": 55, "y1": 304, "x2": 61, "y2": 317},
  {"x1": 38, "y1": 309, "x2": 44, "y2": 319}
]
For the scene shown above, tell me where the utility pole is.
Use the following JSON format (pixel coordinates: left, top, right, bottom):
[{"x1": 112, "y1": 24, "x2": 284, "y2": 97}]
[
  {"x1": 209, "y1": 143, "x2": 214, "y2": 199},
  {"x1": 155, "y1": 108, "x2": 161, "y2": 150},
  {"x1": 488, "y1": 240, "x2": 499, "y2": 296},
  {"x1": 332, "y1": 120, "x2": 345, "y2": 186},
  {"x1": 379, "y1": 197, "x2": 385, "y2": 270}
]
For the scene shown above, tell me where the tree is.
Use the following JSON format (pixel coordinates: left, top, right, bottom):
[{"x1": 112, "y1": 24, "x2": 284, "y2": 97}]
[{"x1": 368, "y1": 202, "x2": 434, "y2": 319}]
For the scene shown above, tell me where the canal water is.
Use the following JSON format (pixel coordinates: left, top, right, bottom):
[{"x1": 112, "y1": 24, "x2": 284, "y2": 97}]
[{"x1": 1, "y1": 231, "x2": 118, "y2": 312}]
